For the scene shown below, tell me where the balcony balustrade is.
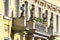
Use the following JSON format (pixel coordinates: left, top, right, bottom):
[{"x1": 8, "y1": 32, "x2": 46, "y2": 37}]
[
  {"x1": 12, "y1": 16, "x2": 53, "y2": 35},
  {"x1": 48, "y1": 27, "x2": 53, "y2": 35},
  {"x1": 26, "y1": 20, "x2": 33, "y2": 29},
  {"x1": 35, "y1": 22, "x2": 47, "y2": 34},
  {"x1": 12, "y1": 16, "x2": 26, "y2": 30},
  {"x1": 35, "y1": 22, "x2": 53, "y2": 35},
  {"x1": 26, "y1": 17, "x2": 36, "y2": 34}
]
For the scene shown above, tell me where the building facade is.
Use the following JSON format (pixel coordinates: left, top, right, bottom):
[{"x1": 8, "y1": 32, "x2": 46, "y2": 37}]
[{"x1": 0, "y1": 0, "x2": 60, "y2": 40}]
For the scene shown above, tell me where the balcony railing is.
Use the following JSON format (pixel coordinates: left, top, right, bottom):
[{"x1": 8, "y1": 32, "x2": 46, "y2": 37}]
[
  {"x1": 35, "y1": 22, "x2": 47, "y2": 34},
  {"x1": 26, "y1": 20, "x2": 33, "y2": 29},
  {"x1": 35, "y1": 22, "x2": 53, "y2": 35},
  {"x1": 33, "y1": 17, "x2": 53, "y2": 35},
  {"x1": 12, "y1": 13, "x2": 53, "y2": 35},
  {"x1": 12, "y1": 16, "x2": 26, "y2": 30},
  {"x1": 48, "y1": 27, "x2": 53, "y2": 35}
]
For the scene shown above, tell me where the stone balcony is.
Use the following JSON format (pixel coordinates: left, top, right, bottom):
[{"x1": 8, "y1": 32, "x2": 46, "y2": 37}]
[
  {"x1": 12, "y1": 16, "x2": 26, "y2": 30},
  {"x1": 26, "y1": 18, "x2": 36, "y2": 34},
  {"x1": 35, "y1": 22, "x2": 53, "y2": 35},
  {"x1": 26, "y1": 19, "x2": 33, "y2": 29},
  {"x1": 12, "y1": 16, "x2": 53, "y2": 35}
]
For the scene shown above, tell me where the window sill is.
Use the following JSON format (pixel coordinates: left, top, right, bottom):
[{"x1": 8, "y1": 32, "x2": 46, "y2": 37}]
[{"x1": 3, "y1": 16, "x2": 12, "y2": 21}]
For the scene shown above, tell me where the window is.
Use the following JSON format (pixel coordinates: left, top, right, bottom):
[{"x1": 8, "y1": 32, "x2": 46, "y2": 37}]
[
  {"x1": 39, "y1": 7, "x2": 41, "y2": 18},
  {"x1": 45, "y1": 10, "x2": 48, "y2": 26},
  {"x1": 56, "y1": 15, "x2": 59, "y2": 33},
  {"x1": 31, "y1": 4, "x2": 35, "y2": 16},
  {"x1": 38, "y1": 8, "x2": 41, "y2": 25},
  {"x1": 25, "y1": 1, "x2": 28, "y2": 19},
  {"x1": 42, "y1": 10, "x2": 48, "y2": 26},
  {"x1": 50, "y1": 13, "x2": 53, "y2": 28},
  {"x1": 45, "y1": 10, "x2": 48, "y2": 20},
  {"x1": 16, "y1": 0, "x2": 19, "y2": 17},
  {"x1": 4, "y1": 0, "x2": 9, "y2": 16},
  {"x1": 42, "y1": 10, "x2": 48, "y2": 21}
]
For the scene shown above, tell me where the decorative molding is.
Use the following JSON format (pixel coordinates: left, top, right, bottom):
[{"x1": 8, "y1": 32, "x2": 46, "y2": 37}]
[
  {"x1": 40, "y1": 0, "x2": 45, "y2": 3},
  {"x1": 35, "y1": 31, "x2": 50, "y2": 36},
  {"x1": 44, "y1": 0, "x2": 60, "y2": 9},
  {"x1": 34, "y1": 33, "x2": 49, "y2": 40},
  {"x1": 3, "y1": 16, "x2": 12, "y2": 21}
]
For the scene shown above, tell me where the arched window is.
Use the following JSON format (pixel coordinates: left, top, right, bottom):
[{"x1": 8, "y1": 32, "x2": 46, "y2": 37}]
[{"x1": 50, "y1": 13, "x2": 53, "y2": 28}]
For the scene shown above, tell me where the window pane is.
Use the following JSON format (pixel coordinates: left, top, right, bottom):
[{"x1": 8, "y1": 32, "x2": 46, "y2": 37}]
[
  {"x1": 56, "y1": 15, "x2": 59, "y2": 33},
  {"x1": 16, "y1": 0, "x2": 19, "y2": 17},
  {"x1": 45, "y1": 10, "x2": 48, "y2": 26},
  {"x1": 50, "y1": 13, "x2": 53, "y2": 28},
  {"x1": 25, "y1": 1, "x2": 28, "y2": 19},
  {"x1": 39, "y1": 8, "x2": 41, "y2": 18},
  {"x1": 4, "y1": 0, "x2": 9, "y2": 16},
  {"x1": 45, "y1": 10, "x2": 48, "y2": 20}
]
